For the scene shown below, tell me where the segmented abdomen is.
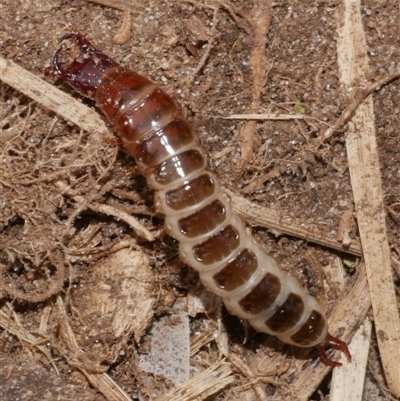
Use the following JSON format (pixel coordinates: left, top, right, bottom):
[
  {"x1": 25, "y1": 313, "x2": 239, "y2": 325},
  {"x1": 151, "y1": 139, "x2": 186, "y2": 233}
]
[{"x1": 96, "y1": 66, "x2": 328, "y2": 348}]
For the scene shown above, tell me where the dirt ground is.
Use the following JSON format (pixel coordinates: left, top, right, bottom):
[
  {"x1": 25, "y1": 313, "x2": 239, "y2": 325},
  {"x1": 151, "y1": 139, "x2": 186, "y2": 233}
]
[{"x1": 1, "y1": 0, "x2": 399, "y2": 400}]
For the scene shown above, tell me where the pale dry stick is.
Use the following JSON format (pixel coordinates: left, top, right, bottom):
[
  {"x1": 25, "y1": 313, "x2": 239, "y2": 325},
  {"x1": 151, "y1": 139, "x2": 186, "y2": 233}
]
[
  {"x1": 110, "y1": 187, "x2": 145, "y2": 204},
  {"x1": 216, "y1": 297, "x2": 230, "y2": 358},
  {"x1": 38, "y1": 303, "x2": 52, "y2": 336},
  {"x1": 336, "y1": 1, "x2": 400, "y2": 397},
  {"x1": 224, "y1": 108, "x2": 324, "y2": 149},
  {"x1": 330, "y1": 258, "x2": 348, "y2": 299},
  {"x1": 112, "y1": 8, "x2": 132, "y2": 45},
  {"x1": 336, "y1": 207, "x2": 355, "y2": 245},
  {"x1": 330, "y1": 319, "x2": 372, "y2": 401},
  {"x1": 225, "y1": 111, "x2": 332, "y2": 140},
  {"x1": 154, "y1": 360, "x2": 235, "y2": 401},
  {"x1": 224, "y1": 188, "x2": 363, "y2": 257},
  {"x1": 0, "y1": 57, "x2": 110, "y2": 141},
  {"x1": 190, "y1": 331, "x2": 216, "y2": 356},
  {"x1": 85, "y1": 0, "x2": 144, "y2": 11},
  {"x1": 227, "y1": 113, "x2": 309, "y2": 120},
  {"x1": 211, "y1": 144, "x2": 235, "y2": 159},
  {"x1": 235, "y1": 0, "x2": 272, "y2": 174},
  {"x1": 83, "y1": 373, "x2": 133, "y2": 401},
  {"x1": 55, "y1": 180, "x2": 155, "y2": 242}
]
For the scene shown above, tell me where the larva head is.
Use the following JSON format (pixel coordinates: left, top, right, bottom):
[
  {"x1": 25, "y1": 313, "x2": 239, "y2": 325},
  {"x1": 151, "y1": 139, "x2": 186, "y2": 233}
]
[{"x1": 53, "y1": 33, "x2": 119, "y2": 99}]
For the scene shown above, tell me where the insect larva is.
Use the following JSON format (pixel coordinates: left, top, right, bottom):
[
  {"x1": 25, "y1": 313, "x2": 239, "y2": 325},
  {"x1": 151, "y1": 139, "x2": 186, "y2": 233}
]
[{"x1": 53, "y1": 33, "x2": 351, "y2": 366}]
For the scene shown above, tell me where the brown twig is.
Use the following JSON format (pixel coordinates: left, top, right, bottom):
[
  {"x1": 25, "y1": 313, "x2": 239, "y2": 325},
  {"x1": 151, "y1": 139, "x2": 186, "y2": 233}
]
[
  {"x1": 235, "y1": 0, "x2": 272, "y2": 174},
  {"x1": 225, "y1": 188, "x2": 363, "y2": 257},
  {"x1": 313, "y1": 70, "x2": 400, "y2": 149}
]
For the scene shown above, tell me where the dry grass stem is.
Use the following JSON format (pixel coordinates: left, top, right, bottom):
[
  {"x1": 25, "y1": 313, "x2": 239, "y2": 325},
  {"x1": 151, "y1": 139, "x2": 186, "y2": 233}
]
[
  {"x1": 235, "y1": 0, "x2": 272, "y2": 173},
  {"x1": 0, "y1": 57, "x2": 109, "y2": 141},
  {"x1": 82, "y1": 373, "x2": 132, "y2": 401},
  {"x1": 336, "y1": 1, "x2": 400, "y2": 396},
  {"x1": 85, "y1": 0, "x2": 144, "y2": 11},
  {"x1": 331, "y1": 318, "x2": 373, "y2": 401},
  {"x1": 225, "y1": 188, "x2": 363, "y2": 257},
  {"x1": 190, "y1": 331, "x2": 216, "y2": 356},
  {"x1": 112, "y1": 8, "x2": 132, "y2": 45},
  {"x1": 227, "y1": 113, "x2": 307, "y2": 120},
  {"x1": 55, "y1": 180, "x2": 155, "y2": 241},
  {"x1": 154, "y1": 360, "x2": 235, "y2": 401}
]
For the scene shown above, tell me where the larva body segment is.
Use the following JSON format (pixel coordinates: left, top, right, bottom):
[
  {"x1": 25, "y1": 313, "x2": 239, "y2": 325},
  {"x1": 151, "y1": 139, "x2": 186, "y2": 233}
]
[{"x1": 53, "y1": 33, "x2": 351, "y2": 366}]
